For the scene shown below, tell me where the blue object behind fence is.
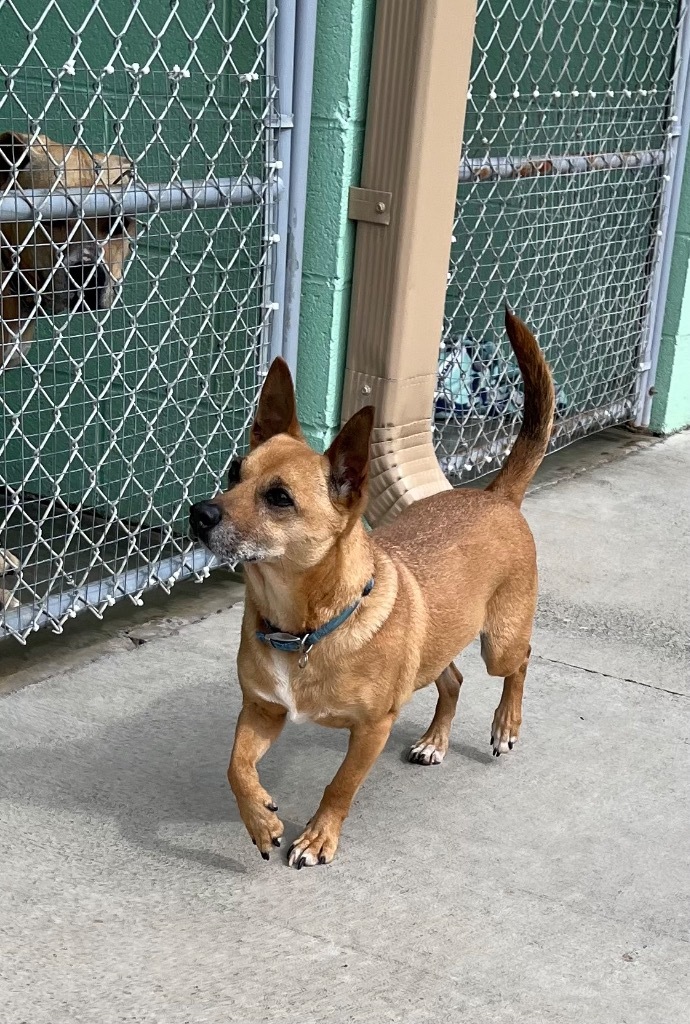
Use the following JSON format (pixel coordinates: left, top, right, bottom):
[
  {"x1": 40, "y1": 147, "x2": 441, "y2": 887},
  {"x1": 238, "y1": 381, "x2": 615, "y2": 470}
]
[{"x1": 435, "y1": 334, "x2": 569, "y2": 422}]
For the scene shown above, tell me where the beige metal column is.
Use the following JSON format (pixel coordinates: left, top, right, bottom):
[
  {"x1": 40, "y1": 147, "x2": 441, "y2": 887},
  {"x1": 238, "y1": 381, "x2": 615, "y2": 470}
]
[{"x1": 342, "y1": 0, "x2": 477, "y2": 527}]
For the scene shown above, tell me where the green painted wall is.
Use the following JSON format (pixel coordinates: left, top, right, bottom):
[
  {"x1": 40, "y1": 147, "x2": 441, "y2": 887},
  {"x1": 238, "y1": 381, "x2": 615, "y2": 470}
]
[
  {"x1": 295, "y1": 0, "x2": 375, "y2": 451},
  {"x1": 651, "y1": 142, "x2": 690, "y2": 434}
]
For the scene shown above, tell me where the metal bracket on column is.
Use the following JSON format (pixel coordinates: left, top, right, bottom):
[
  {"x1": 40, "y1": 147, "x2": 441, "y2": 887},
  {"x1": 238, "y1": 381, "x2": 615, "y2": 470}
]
[
  {"x1": 348, "y1": 187, "x2": 392, "y2": 225},
  {"x1": 263, "y1": 113, "x2": 294, "y2": 130}
]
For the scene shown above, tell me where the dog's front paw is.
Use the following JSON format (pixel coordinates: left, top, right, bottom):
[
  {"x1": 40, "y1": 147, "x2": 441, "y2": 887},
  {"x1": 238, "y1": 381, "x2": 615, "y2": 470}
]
[
  {"x1": 238, "y1": 795, "x2": 284, "y2": 860},
  {"x1": 287, "y1": 815, "x2": 341, "y2": 869},
  {"x1": 490, "y1": 707, "x2": 521, "y2": 757}
]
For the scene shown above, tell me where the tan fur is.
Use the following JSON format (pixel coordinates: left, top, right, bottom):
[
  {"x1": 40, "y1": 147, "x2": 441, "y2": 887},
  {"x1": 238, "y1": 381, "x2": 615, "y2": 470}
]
[
  {"x1": 0, "y1": 130, "x2": 133, "y2": 368},
  {"x1": 0, "y1": 548, "x2": 20, "y2": 611},
  {"x1": 189, "y1": 309, "x2": 555, "y2": 868}
]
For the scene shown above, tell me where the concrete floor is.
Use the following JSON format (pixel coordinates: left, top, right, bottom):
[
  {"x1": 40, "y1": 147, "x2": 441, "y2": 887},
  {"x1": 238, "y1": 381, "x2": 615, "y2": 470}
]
[{"x1": 1, "y1": 431, "x2": 688, "y2": 1023}]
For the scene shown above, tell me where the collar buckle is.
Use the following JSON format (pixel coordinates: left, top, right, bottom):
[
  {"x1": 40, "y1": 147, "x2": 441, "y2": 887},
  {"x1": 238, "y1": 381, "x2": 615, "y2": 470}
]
[{"x1": 266, "y1": 631, "x2": 302, "y2": 645}]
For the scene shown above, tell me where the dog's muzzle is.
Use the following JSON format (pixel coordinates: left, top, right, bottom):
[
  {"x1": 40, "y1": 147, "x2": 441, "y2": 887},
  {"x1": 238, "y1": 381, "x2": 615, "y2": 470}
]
[
  {"x1": 40, "y1": 248, "x2": 113, "y2": 314},
  {"x1": 66, "y1": 258, "x2": 110, "y2": 311},
  {"x1": 188, "y1": 500, "x2": 222, "y2": 545}
]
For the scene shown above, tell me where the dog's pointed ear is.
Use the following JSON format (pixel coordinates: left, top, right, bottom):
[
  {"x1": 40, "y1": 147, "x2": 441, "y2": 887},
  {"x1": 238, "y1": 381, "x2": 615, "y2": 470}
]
[
  {"x1": 326, "y1": 406, "x2": 375, "y2": 507},
  {"x1": 0, "y1": 132, "x2": 30, "y2": 188},
  {"x1": 250, "y1": 357, "x2": 303, "y2": 449}
]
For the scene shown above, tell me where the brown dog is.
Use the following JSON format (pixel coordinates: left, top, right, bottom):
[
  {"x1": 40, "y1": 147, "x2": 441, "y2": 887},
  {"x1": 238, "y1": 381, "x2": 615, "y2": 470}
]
[
  {"x1": 189, "y1": 309, "x2": 555, "y2": 868},
  {"x1": 0, "y1": 130, "x2": 133, "y2": 610},
  {"x1": 0, "y1": 130, "x2": 133, "y2": 369}
]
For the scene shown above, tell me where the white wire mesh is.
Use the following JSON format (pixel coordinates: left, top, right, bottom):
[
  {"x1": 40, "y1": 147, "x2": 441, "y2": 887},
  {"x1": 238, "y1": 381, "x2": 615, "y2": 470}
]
[
  {"x1": 0, "y1": 1, "x2": 279, "y2": 641},
  {"x1": 435, "y1": 0, "x2": 683, "y2": 483}
]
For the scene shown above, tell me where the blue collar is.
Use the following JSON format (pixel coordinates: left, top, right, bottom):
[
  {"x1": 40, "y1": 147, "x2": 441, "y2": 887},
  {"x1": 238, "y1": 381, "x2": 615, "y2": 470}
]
[{"x1": 256, "y1": 578, "x2": 375, "y2": 666}]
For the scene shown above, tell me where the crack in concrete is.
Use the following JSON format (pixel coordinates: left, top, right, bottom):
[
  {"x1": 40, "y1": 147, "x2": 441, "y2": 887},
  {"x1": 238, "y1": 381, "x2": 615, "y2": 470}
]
[{"x1": 534, "y1": 654, "x2": 689, "y2": 698}]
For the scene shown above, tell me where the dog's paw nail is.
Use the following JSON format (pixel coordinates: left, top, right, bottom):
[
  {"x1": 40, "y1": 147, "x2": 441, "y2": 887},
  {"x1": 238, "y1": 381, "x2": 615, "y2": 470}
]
[
  {"x1": 252, "y1": 838, "x2": 256, "y2": 846},
  {"x1": 409, "y1": 741, "x2": 444, "y2": 766},
  {"x1": 296, "y1": 856, "x2": 305, "y2": 870},
  {"x1": 508, "y1": 741, "x2": 513, "y2": 749},
  {"x1": 490, "y1": 735, "x2": 494, "y2": 745},
  {"x1": 261, "y1": 851, "x2": 270, "y2": 861},
  {"x1": 318, "y1": 854, "x2": 327, "y2": 865},
  {"x1": 272, "y1": 836, "x2": 281, "y2": 848},
  {"x1": 266, "y1": 802, "x2": 278, "y2": 812}
]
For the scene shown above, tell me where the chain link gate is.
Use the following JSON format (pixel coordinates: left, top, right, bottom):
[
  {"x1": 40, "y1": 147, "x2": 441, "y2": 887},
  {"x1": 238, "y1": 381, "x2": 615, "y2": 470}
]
[
  {"x1": 435, "y1": 0, "x2": 687, "y2": 483},
  {"x1": 0, "y1": 1, "x2": 291, "y2": 642}
]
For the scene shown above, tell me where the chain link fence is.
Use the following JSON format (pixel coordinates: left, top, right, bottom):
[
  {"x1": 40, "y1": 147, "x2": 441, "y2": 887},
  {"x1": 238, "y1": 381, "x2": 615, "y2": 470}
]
[
  {"x1": 0, "y1": 1, "x2": 281, "y2": 641},
  {"x1": 435, "y1": 0, "x2": 684, "y2": 483}
]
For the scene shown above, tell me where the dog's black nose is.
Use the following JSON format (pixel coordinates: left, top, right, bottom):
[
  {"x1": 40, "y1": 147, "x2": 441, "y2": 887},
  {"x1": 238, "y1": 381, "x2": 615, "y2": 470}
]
[
  {"x1": 70, "y1": 261, "x2": 108, "y2": 310},
  {"x1": 189, "y1": 500, "x2": 222, "y2": 532}
]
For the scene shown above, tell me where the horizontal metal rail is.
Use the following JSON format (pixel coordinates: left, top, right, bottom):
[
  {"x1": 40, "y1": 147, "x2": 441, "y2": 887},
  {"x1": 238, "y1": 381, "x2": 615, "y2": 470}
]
[
  {"x1": 0, "y1": 176, "x2": 283, "y2": 221},
  {"x1": 459, "y1": 149, "x2": 664, "y2": 182},
  {"x1": 437, "y1": 398, "x2": 634, "y2": 479},
  {"x1": 0, "y1": 545, "x2": 221, "y2": 641}
]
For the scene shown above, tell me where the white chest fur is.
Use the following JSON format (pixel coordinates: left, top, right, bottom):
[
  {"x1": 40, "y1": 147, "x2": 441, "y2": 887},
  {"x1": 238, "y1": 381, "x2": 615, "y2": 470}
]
[{"x1": 256, "y1": 650, "x2": 309, "y2": 724}]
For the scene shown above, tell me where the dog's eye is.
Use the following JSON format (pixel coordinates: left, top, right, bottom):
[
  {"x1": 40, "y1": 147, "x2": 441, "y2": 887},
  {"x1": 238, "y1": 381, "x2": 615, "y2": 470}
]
[
  {"x1": 227, "y1": 457, "x2": 243, "y2": 488},
  {"x1": 264, "y1": 486, "x2": 294, "y2": 509}
]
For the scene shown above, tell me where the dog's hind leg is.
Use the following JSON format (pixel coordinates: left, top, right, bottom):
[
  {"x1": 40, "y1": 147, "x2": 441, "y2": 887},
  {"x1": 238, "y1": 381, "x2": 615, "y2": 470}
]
[
  {"x1": 408, "y1": 663, "x2": 463, "y2": 766},
  {"x1": 486, "y1": 649, "x2": 530, "y2": 757},
  {"x1": 481, "y1": 577, "x2": 536, "y2": 757}
]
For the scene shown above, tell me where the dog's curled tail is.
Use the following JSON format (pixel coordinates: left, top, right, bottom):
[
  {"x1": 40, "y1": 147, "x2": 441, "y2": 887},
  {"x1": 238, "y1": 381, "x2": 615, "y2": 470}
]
[{"x1": 486, "y1": 307, "x2": 555, "y2": 507}]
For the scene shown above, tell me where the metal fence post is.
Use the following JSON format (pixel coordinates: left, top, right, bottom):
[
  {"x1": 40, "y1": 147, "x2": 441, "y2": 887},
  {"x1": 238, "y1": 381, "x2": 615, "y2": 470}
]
[
  {"x1": 282, "y1": 0, "x2": 318, "y2": 378},
  {"x1": 341, "y1": 0, "x2": 477, "y2": 527},
  {"x1": 269, "y1": 0, "x2": 296, "y2": 364},
  {"x1": 636, "y1": 0, "x2": 690, "y2": 427}
]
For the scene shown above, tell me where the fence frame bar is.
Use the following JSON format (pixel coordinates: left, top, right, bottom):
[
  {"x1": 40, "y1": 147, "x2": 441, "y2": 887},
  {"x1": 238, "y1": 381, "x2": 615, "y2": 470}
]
[
  {"x1": 269, "y1": 0, "x2": 296, "y2": 364},
  {"x1": 281, "y1": 0, "x2": 318, "y2": 377},
  {"x1": 636, "y1": 0, "x2": 690, "y2": 427},
  {"x1": 0, "y1": 178, "x2": 281, "y2": 220},
  {"x1": 0, "y1": 546, "x2": 219, "y2": 642}
]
